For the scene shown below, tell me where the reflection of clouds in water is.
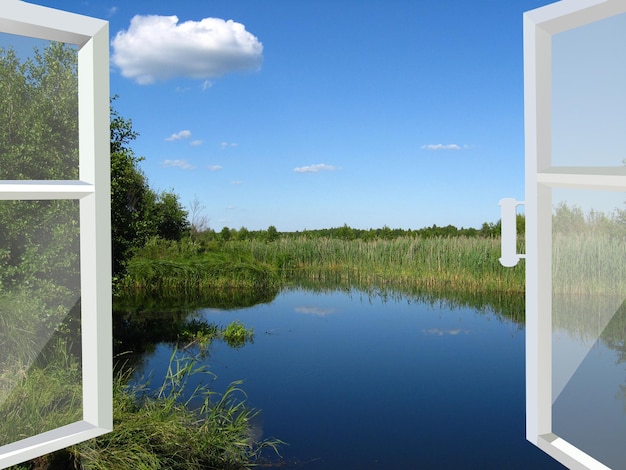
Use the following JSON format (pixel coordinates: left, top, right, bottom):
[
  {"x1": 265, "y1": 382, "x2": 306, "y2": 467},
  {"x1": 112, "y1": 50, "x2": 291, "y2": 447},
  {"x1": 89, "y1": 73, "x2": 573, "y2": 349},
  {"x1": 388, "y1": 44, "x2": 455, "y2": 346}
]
[
  {"x1": 422, "y1": 328, "x2": 469, "y2": 336},
  {"x1": 295, "y1": 306, "x2": 337, "y2": 317}
]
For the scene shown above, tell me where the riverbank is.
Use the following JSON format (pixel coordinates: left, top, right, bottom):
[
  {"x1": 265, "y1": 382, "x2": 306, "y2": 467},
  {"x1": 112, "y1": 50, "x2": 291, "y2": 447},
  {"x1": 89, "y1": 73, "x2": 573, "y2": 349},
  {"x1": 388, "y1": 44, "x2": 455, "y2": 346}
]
[{"x1": 117, "y1": 235, "x2": 525, "y2": 303}]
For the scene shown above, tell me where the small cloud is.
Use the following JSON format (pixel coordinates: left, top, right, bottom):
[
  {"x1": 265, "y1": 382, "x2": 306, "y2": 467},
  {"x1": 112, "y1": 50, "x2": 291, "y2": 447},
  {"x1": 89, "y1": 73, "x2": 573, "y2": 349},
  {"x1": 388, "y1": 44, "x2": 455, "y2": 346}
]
[
  {"x1": 161, "y1": 159, "x2": 196, "y2": 170},
  {"x1": 111, "y1": 15, "x2": 263, "y2": 85},
  {"x1": 294, "y1": 163, "x2": 337, "y2": 173},
  {"x1": 207, "y1": 165, "x2": 222, "y2": 171},
  {"x1": 201, "y1": 80, "x2": 213, "y2": 91},
  {"x1": 175, "y1": 86, "x2": 191, "y2": 93},
  {"x1": 226, "y1": 205, "x2": 236, "y2": 210},
  {"x1": 107, "y1": 6, "x2": 118, "y2": 17},
  {"x1": 220, "y1": 141, "x2": 238, "y2": 149},
  {"x1": 422, "y1": 328, "x2": 468, "y2": 336},
  {"x1": 295, "y1": 306, "x2": 337, "y2": 317},
  {"x1": 231, "y1": 181, "x2": 242, "y2": 185},
  {"x1": 165, "y1": 130, "x2": 192, "y2": 141},
  {"x1": 190, "y1": 140, "x2": 203, "y2": 146},
  {"x1": 421, "y1": 144, "x2": 462, "y2": 151}
]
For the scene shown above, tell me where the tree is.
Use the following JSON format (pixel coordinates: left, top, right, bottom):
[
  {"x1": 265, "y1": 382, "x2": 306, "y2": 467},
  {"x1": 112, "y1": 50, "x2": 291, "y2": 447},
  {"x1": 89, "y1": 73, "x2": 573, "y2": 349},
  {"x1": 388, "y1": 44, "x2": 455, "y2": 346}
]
[
  {"x1": 264, "y1": 225, "x2": 279, "y2": 242},
  {"x1": 188, "y1": 195, "x2": 210, "y2": 238},
  {"x1": 110, "y1": 101, "x2": 189, "y2": 275},
  {"x1": 0, "y1": 43, "x2": 80, "y2": 303}
]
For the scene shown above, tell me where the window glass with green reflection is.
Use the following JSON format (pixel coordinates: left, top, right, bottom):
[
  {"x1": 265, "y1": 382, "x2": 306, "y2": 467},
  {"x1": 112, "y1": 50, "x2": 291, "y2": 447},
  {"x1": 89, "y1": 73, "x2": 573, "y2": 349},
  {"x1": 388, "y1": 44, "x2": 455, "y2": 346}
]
[
  {"x1": 0, "y1": 34, "x2": 82, "y2": 446},
  {"x1": 0, "y1": 3, "x2": 110, "y2": 467}
]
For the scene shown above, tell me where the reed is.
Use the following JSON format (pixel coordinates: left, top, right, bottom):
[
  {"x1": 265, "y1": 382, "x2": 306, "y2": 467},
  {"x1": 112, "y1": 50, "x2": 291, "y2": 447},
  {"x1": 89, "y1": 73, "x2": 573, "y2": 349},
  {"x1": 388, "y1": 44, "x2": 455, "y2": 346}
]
[
  {"x1": 0, "y1": 338, "x2": 82, "y2": 448},
  {"x1": 7, "y1": 349, "x2": 281, "y2": 469},
  {"x1": 553, "y1": 232, "x2": 626, "y2": 296},
  {"x1": 120, "y1": 252, "x2": 279, "y2": 297},
  {"x1": 71, "y1": 351, "x2": 281, "y2": 470},
  {"x1": 221, "y1": 236, "x2": 525, "y2": 295}
]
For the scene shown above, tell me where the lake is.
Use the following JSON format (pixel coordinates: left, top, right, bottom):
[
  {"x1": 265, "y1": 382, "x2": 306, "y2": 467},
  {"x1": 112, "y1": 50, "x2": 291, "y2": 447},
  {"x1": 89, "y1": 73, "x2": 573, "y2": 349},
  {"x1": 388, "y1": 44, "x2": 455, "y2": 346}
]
[{"x1": 132, "y1": 288, "x2": 566, "y2": 469}]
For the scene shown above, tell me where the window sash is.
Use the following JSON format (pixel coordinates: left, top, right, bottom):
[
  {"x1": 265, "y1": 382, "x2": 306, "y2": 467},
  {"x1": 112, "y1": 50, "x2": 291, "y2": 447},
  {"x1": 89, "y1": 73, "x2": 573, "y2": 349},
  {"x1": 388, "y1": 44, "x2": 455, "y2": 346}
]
[
  {"x1": 524, "y1": 1, "x2": 626, "y2": 468},
  {"x1": 0, "y1": 2, "x2": 111, "y2": 468}
]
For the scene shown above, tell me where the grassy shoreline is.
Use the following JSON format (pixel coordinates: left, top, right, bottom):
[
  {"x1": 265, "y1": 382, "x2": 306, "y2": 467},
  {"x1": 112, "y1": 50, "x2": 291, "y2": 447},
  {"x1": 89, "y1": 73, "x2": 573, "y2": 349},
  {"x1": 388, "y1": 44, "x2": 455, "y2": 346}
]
[{"x1": 118, "y1": 235, "x2": 525, "y2": 301}]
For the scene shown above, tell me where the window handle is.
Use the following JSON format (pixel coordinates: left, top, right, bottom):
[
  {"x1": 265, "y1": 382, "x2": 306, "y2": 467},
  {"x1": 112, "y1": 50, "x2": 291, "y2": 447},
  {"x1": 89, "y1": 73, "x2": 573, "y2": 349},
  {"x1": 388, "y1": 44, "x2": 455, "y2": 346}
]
[{"x1": 498, "y1": 198, "x2": 525, "y2": 267}]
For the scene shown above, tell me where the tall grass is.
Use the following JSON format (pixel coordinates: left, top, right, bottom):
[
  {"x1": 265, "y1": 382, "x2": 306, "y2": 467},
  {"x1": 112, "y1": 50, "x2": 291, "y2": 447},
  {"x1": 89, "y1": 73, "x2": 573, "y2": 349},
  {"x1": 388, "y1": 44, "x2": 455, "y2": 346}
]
[
  {"x1": 7, "y1": 351, "x2": 281, "y2": 469},
  {"x1": 553, "y1": 232, "x2": 626, "y2": 296},
  {"x1": 0, "y1": 339, "x2": 82, "y2": 448},
  {"x1": 120, "y1": 252, "x2": 279, "y2": 297},
  {"x1": 72, "y1": 352, "x2": 281, "y2": 470},
  {"x1": 221, "y1": 236, "x2": 525, "y2": 295}
]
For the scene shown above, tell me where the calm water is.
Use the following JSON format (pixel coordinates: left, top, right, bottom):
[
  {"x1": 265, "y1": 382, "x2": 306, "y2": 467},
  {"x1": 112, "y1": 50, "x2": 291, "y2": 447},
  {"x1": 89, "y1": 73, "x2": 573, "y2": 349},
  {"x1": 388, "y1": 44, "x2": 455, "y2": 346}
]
[{"x1": 134, "y1": 289, "x2": 566, "y2": 469}]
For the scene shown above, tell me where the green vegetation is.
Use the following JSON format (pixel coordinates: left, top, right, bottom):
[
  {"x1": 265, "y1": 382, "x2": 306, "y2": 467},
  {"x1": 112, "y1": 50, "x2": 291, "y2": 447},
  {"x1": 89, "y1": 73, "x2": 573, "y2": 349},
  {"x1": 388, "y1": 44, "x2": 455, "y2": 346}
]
[
  {"x1": 552, "y1": 202, "x2": 626, "y2": 295},
  {"x1": 1, "y1": 42, "x2": 271, "y2": 469},
  {"x1": 7, "y1": 349, "x2": 281, "y2": 470},
  {"x1": 82, "y1": 352, "x2": 281, "y2": 470},
  {"x1": 221, "y1": 320, "x2": 255, "y2": 349},
  {"x1": 110, "y1": 102, "x2": 189, "y2": 276},
  {"x1": 4, "y1": 40, "x2": 625, "y2": 469},
  {"x1": 0, "y1": 338, "x2": 82, "y2": 447},
  {"x1": 119, "y1": 232, "x2": 525, "y2": 302},
  {"x1": 229, "y1": 235, "x2": 525, "y2": 295}
]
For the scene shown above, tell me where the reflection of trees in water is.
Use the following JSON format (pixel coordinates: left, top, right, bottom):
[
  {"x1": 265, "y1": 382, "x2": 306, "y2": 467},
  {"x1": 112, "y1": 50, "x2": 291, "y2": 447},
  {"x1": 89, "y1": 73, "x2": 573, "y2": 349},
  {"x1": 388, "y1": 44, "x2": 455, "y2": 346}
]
[
  {"x1": 553, "y1": 295, "x2": 626, "y2": 412},
  {"x1": 113, "y1": 286, "x2": 279, "y2": 370},
  {"x1": 114, "y1": 279, "x2": 526, "y2": 374},
  {"x1": 285, "y1": 273, "x2": 525, "y2": 324},
  {"x1": 600, "y1": 299, "x2": 626, "y2": 413}
]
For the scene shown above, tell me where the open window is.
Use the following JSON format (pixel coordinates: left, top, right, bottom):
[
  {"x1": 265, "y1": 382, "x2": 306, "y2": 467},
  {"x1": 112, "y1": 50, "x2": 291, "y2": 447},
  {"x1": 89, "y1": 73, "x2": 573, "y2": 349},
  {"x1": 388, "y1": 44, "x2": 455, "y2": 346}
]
[
  {"x1": 0, "y1": 1, "x2": 111, "y2": 467},
  {"x1": 522, "y1": 0, "x2": 626, "y2": 468}
]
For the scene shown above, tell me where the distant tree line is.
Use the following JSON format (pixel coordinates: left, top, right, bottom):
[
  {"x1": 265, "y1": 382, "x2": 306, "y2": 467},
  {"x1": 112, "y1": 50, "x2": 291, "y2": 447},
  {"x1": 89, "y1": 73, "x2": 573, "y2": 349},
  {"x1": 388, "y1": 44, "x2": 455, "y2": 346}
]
[{"x1": 189, "y1": 215, "x2": 526, "y2": 244}]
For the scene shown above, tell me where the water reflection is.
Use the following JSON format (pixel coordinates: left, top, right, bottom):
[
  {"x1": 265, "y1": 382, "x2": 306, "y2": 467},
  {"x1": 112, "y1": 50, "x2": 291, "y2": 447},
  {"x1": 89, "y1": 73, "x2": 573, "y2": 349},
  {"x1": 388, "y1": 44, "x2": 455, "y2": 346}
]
[{"x1": 124, "y1": 288, "x2": 563, "y2": 469}]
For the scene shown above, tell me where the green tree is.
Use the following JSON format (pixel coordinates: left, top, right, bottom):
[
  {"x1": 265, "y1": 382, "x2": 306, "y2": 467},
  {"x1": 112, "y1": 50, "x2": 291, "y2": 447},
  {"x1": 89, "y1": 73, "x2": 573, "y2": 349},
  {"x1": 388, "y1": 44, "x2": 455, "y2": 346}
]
[
  {"x1": 264, "y1": 225, "x2": 279, "y2": 242},
  {"x1": 110, "y1": 102, "x2": 189, "y2": 275},
  {"x1": 152, "y1": 191, "x2": 189, "y2": 241},
  {"x1": 0, "y1": 43, "x2": 80, "y2": 303},
  {"x1": 220, "y1": 226, "x2": 232, "y2": 242}
]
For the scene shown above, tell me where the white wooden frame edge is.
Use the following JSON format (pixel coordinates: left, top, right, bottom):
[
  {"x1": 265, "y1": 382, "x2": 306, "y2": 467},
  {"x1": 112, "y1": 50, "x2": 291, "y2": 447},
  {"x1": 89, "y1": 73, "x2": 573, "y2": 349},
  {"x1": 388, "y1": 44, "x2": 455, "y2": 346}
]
[{"x1": 0, "y1": 2, "x2": 111, "y2": 468}]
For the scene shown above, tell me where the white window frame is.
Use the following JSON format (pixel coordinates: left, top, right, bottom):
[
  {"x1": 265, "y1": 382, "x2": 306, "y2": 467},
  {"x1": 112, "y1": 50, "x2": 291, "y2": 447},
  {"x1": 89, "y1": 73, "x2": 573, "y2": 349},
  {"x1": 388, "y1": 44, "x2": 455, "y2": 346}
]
[
  {"x1": 0, "y1": 1, "x2": 111, "y2": 468},
  {"x1": 524, "y1": 0, "x2": 626, "y2": 468}
]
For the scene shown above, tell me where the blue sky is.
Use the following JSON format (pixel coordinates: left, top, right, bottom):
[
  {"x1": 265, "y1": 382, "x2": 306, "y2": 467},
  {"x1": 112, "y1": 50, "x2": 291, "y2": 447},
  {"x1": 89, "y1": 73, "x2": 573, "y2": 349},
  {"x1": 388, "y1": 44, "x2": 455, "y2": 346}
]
[{"x1": 32, "y1": 0, "x2": 551, "y2": 231}]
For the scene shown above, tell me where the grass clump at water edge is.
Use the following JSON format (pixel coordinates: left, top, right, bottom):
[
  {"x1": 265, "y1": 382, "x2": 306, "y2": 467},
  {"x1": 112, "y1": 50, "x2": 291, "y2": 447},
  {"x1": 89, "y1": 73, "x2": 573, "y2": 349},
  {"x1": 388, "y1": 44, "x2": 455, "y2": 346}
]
[{"x1": 8, "y1": 349, "x2": 282, "y2": 470}]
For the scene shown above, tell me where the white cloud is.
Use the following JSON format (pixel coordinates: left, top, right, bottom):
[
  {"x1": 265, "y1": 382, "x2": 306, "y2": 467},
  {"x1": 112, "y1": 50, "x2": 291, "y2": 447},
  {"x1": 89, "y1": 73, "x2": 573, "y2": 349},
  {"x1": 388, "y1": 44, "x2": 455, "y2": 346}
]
[
  {"x1": 294, "y1": 163, "x2": 337, "y2": 173},
  {"x1": 111, "y1": 15, "x2": 263, "y2": 84},
  {"x1": 190, "y1": 140, "x2": 203, "y2": 146},
  {"x1": 108, "y1": 6, "x2": 118, "y2": 17},
  {"x1": 165, "y1": 130, "x2": 192, "y2": 141},
  {"x1": 220, "y1": 141, "x2": 238, "y2": 149},
  {"x1": 207, "y1": 165, "x2": 222, "y2": 171},
  {"x1": 201, "y1": 80, "x2": 213, "y2": 91},
  {"x1": 161, "y1": 159, "x2": 196, "y2": 170},
  {"x1": 231, "y1": 181, "x2": 242, "y2": 185},
  {"x1": 295, "y1": 306, "x2": 337, "y2": 317},
  {"x1": 421, "y1": 144, "x2": 462, "y2": 151}
]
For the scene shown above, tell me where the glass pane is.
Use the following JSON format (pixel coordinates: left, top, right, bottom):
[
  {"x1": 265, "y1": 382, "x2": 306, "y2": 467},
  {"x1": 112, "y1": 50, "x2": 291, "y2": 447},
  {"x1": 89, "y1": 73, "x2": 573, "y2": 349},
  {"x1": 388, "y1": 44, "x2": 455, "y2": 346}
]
[
  {"x1": 551, "y1": 12, "x2": 626, "y2": 167},
  {"x1": 551, "y1": 187, "x2": 626, "y2": 469},
  {"x1": 0, "y1": 33, "x2": 78, "y2": 180},
  {"x1": 0, "y1": 200, "x2": 82, "y2": 445}
]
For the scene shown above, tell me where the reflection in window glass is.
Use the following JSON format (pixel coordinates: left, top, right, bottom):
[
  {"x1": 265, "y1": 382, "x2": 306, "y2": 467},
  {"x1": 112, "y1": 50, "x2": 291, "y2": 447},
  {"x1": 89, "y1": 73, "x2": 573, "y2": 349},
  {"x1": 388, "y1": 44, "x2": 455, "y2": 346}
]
[
  {"x1": 0, "y1": 200, "x2": 82, "y2": 445},
  {"x1": 0, "y1": 33, "x2": 78, "y2": 180},
  {"x1": 551, "y1": 12, "x2": 626, "y2": 167},
  {"x1": 551, "y1": 188, "x2": 626, "y2": 468}
]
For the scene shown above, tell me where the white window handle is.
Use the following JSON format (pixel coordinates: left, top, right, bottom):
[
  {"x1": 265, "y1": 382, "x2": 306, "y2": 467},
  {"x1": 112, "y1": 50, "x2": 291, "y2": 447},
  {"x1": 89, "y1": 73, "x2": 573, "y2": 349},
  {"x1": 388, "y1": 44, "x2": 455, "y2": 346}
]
[{"x1": 498, "y1": 198, "x2": 525, "y2": 267}]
